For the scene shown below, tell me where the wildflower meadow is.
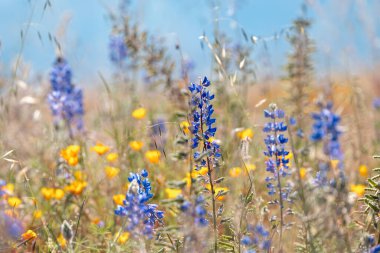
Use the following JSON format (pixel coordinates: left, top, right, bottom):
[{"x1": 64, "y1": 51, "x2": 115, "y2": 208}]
[{"x1": 1, "y1": 1, "x2": 380, "y2": 252}]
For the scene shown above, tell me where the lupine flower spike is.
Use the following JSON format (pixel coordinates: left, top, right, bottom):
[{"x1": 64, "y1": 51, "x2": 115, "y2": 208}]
[
  {"x1": 188, "y1": 76, "x2": 221, "y2": 253},
  {"x1": 114, "y1": 170, "x2": 164, "y2": 237},
  {"x1": 310, "y1": 101, "x2": 344, "y2": 185},
  {"x1": 263, "y1": 103, "x2": 291, "y2": 249},
  {"x1": 48, "y1": 57, "x2": 84, "y2": 138}
]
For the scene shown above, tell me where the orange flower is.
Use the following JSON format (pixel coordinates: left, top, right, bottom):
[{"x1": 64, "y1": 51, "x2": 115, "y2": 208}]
[
  {"x1": 92, "y1": 142, "x2": 110, "y2": 156},
  {"x1": 359, "y1": 165, "x2": 368, "y2": 178},
  {"x1": 299, "y1": 168, "x2": 307, "y2": 180},
  {"x1": 129, "y1": 141, "x2": 144, "y2": 151},
  {"x1": 33, "y1": 210, "x2": 42, "y2": 219},
  {"x1": 65, "y1": 181, "x2": 87, "y2": 195},
  {"x1": 21, "y1": 230, "x2": 37, "y2": 240},
  {"x1": 60, "y1": 145, "x2": 80, "y2": 166},
  {"x1": 106, "y1": 153, "x2": 118, "y2": 163},
  {"x1": 41, "y1": 187, "x2": 55, "y2": 200},
  {"x1": 229, "y1": 167, "x2": 242, "y2": 177},
  {"x1": 145, "y1": 150, "x2": 161, "y2": 164},
  {"x1": 113, "y1": 194, "x2": 125, "y2": 206},
  {"x1": 105, "y1": 166, "x2": 120, "y2": 179}
]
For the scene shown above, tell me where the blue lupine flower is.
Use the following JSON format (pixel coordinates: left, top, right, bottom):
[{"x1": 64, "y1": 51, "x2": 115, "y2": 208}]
[
  {"x1": 180, "y1": 195, "x2": 208, "y2": 227},
  {"x1": 373, "y1": 98, "x2": 380, "y2": 110},
  {"x1": 0, "y1": 211, "x2": 24, "y2": 239},
  {"x1": 310, "y1": 102, "x2": 344, "y2": 184},
  {"x1": 371, "y1": 245, "x2": 380, "y2": 253},
  {"x1": 241, "y1": 225, "x2": 271, "y2": 252},
  {"x1": 263, "y1": 104, "x2": 291, "y2": 202},
  {"x1": 310, "y1": 102, "x2": 342, "y2": 160},
  {"x1": 115, "y1": 170, "x2": 164, "y2": 237},
  {"x1": 188, "y1": 76, "x2": 221, "y2": 168},
  {"x1": 109, "y1": 33, "x2": 127, "y2": 65},
  {"x1": 48, "y1": 58, "x2": 84, "y2": 134}
]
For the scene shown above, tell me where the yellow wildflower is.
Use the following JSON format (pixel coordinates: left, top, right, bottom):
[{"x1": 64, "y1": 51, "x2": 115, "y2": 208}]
[
  {"x1": 165, "y1": 188, "x2": 182, "y2": 199},
  {"x1": 214, "y1": 187, "x2": 229, "y2": 201},
  {"x1": 359, "y1": 165, "x2": 368, "y2": 178},
  {"x1": 180, "y1": 121, "x2": 190, "y2": 134},
  {"x1": 61, "y1": 145, "x2": 80, "y2": 158},
  {"x1": 237, "y1": 128, "x2": 254, "y2": 140},
  {"x1": 21, "y1": 230, "x2": 37, "y2": 240},
  {"x1": 331, "y1": 160, "x2": 340, "y2": 170},
  {"x1": 74, "y1": 170, "x2": 84, "y2": 181},
  {"x1": 229, "y1": 167, "x2": 242, "y2": 177},
  {"x1": 92, "y1": 142, "x2": 110, "y2": 156},
  {"x1": 145, "y1": 150, "x2": 161, "y2": 164},
  {"x1": 113, "y1": 194, "x2": 125, "y2": 206},
  {"x1": 105, "y1": 166, "x2": 120, "y2": 179},
  {"x1": 60, "y1": 145, "x2": 80, "y2": 166},
  {"x1": 33, "y1": 210, "x2": 42, "y2": 219},
  {"x1": 7, "y1": 197, "x2": 22, "y2": 207},
  {"x1": 54, "y1": 189, "x2": 65, "y2": 200},
  {"x1": 106, "y1": 153, "x2": 118, "y2": 163},
  {"x1": 246, "y1": 163, "x2": 256, "y2": 172},
  {"x1": 41, "y1": 187, "x2": 65, "y2": 200},
  {"x1": 129, "y1": 141, "x2": 143, "y2": 151},
  {"x1": 132, "y1": 107, "x2": 147, "y2": 119},
  {"x1": 3, "y1": 183, "x2": 14, "y2": 194},
  {"x1": 192, "y1": 166, "x2": 208, "y2": 177},
  {"x1": 57, "y1": 234, "x2": 66, "y2": 248},
  {"x1": 91, "y1": 217, "x2": 103, "y2": 226},
  {"x1": 41, "y1": 187, "x2": 54, "y2": 200},
  {"x1": 117, "y1": 232, "x2": 130, "y2": 244},
  {"x1": 299, "y1": 168, "x2": 307, "y2": 180},
  {"x1": 65, "y1": 181, "x2": 87, "y2": 195},
  {"x1": 350, "y1": 184, "x2": 366, "y2": 197}
]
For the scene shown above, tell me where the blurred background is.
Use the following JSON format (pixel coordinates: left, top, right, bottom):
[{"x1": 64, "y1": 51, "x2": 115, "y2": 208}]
[{"x1": 0, "y1": 0, "x2": 380, "y2": 86}]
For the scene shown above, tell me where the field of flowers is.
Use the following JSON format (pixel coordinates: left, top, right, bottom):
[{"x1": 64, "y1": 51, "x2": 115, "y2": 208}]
[{"x1": 1, "y1": 1, "x2": 380, "y2": 253}]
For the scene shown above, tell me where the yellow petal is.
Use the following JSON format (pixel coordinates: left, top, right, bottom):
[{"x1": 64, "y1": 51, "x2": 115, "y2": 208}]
[{"x1": 132, "y1": 107, "x2": 147, "y2": 119}]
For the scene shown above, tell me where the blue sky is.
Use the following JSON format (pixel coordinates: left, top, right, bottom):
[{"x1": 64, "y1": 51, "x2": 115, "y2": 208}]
[{"x1": 0, "y1": 0, "x2": 378, "y2": 84}]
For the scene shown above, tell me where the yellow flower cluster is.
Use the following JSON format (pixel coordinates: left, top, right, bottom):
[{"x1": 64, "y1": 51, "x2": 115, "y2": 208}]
[
  {"x1": 65, "y1": 180, "x2": 87, "y2": 195},
  {"x1": 60, "y1": 145, "x2": 80, "y2": 166},
  {"x1": 41, "y1": 187, "x2": 65, "y2": 200}
]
